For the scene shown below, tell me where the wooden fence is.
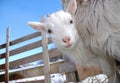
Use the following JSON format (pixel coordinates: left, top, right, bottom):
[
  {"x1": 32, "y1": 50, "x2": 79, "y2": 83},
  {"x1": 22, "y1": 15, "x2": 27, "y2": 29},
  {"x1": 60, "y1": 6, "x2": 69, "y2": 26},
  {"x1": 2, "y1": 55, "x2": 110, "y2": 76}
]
[{"x1": 0, "y1": 30, "x2": 77, "y2": 83}]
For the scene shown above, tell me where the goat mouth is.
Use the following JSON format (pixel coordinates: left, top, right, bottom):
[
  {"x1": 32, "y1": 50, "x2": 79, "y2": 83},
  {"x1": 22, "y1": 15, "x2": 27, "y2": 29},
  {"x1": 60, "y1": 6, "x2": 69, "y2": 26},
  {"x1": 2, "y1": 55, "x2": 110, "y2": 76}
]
[{"x1": 65, "y1": 43, "x2": 72, "y2": 48}]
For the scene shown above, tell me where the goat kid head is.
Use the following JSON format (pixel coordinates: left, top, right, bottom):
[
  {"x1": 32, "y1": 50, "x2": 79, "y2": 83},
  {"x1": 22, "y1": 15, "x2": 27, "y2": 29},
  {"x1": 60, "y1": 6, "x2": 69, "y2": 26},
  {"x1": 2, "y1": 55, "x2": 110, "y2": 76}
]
[{"x1": 28, "y1": 0, "x2": 78, "y2": 50}]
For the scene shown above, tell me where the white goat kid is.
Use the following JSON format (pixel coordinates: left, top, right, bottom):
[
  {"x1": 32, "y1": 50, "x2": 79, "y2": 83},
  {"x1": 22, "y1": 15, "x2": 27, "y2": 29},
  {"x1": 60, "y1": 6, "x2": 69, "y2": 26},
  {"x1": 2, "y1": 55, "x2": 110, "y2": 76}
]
[
  {"x1": 28, "y1": 10, "x2": 82, "y2": 63},
  {"x1": 28, "y1": 10, "x2": 92, "y2": 65}
]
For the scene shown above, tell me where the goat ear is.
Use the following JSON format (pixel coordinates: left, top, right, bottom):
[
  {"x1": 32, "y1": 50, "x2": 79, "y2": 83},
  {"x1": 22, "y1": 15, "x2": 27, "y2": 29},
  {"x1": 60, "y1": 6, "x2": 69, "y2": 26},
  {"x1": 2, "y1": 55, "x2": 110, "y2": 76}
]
[
  {"x1": 66, "y1": 0, "x2": 77, "y2": 16},
  {"x1": 28, "y1": 22, "x2": 45, "y2": 31}
]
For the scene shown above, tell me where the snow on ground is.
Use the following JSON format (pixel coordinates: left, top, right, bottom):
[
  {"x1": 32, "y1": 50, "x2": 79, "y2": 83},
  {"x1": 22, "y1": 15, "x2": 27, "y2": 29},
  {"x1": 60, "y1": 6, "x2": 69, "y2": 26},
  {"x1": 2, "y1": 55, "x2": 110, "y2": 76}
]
[
  {"x1": 51, "y1": 73, "x2": 66, "y2": 83},
  {"x1": 81, "y1": 74, "x2": 109, "y2": 83}
]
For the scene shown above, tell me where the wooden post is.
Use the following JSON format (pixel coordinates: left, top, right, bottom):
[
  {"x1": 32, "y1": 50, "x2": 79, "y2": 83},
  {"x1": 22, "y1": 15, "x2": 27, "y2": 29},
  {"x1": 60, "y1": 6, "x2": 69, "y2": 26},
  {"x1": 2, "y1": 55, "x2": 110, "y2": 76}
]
[
  {"x1": 41, "y1": 16, "x2": 51, "y2": 83},
  {"x1": 66, "y1": 72, "x2": 77, "y2": 82},
  {"x1": 5, "y1": 27, "x2": 10, "y2": 83}
]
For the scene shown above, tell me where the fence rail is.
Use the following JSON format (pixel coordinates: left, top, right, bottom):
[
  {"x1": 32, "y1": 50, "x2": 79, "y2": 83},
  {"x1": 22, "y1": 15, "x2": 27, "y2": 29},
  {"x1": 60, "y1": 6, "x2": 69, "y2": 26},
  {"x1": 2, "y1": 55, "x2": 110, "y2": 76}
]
[{"x1": 0, "y1": 31, "x2": 77, "y2": 82}]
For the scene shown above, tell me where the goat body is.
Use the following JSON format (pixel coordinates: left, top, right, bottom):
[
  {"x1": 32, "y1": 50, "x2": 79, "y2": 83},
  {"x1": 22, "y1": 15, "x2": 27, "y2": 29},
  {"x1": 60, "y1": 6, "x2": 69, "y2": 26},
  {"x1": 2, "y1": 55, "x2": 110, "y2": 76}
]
[{"x1": 65, "y1": 0, "x2": 120, "y2": 82}]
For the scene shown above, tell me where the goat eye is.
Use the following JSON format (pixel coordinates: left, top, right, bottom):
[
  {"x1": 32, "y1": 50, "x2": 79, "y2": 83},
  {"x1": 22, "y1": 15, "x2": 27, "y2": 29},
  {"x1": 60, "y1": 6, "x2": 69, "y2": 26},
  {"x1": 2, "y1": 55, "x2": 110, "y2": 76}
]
[
  {"x1": 48, "y1": 29, "x2": 52, "y2": 34},
  {"x1": 70, "y1": 20, "x2": 73, "y2": 24}
]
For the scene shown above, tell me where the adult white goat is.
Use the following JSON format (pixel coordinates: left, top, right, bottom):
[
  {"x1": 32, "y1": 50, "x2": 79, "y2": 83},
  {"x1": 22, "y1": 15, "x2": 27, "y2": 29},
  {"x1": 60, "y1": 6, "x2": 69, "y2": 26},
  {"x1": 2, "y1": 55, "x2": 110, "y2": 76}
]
[
  {"x1": 63, "y1": 0, "x2": 120, "y2": 83},
  {"x1": 28, "y1": 0, "x2": 119, "y2": 82}
]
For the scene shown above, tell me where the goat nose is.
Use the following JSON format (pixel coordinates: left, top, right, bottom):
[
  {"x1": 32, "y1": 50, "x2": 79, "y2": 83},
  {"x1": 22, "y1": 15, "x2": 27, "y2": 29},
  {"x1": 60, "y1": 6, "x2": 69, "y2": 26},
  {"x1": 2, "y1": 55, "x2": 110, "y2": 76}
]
[{"x1": 62, "y1": 37, "x2": 70, "y2": 43}]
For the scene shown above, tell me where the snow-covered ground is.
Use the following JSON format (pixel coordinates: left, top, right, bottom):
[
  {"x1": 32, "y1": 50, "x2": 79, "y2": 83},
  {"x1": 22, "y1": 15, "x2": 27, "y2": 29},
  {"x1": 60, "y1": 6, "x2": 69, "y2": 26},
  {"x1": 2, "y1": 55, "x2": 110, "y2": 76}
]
[
  {"x1": 81, "y1": 74, "x2": 109, "y2": 83},
  {"x1": 51, "y1": 73, "x2": 66, "y2": 83}
]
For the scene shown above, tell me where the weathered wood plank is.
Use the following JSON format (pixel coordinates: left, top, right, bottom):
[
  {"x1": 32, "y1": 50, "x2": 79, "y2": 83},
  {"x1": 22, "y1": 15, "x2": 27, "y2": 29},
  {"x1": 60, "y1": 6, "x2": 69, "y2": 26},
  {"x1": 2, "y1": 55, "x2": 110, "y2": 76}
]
[
  {"x1": 0, "y1": 49, "x2": 62, "y2": 69},
  {"x1": 0, "y1": 38, "x2": 52, "y2": 59},
  {"x1": 0, "y1": 32, "x2": 41, "y2": 49},
  {"x1": 66, "y1": 72, "x2": 77, "y2": 82},
  {"x1": 8, "y1": 80, "x2": 44, "y2": 83},
  {"x1": 17, "y1": 80, "x2": 45, "y2": 83}
]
